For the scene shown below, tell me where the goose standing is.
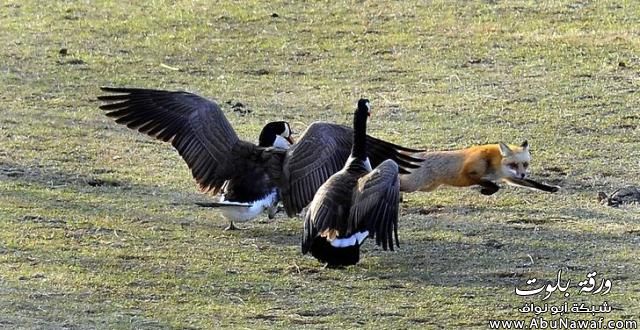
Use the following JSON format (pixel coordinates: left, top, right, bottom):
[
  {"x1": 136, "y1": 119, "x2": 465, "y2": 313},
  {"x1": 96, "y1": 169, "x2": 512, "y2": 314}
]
[
  {"x1": 195, "y1": 121, "x2": 294, "y2": 230},
  {"x1": 98, "y1": 87, "x2": 421, "y2": 227},
  {"x1": 302, "y1": 99, "x2": 400, "y2": 267}
]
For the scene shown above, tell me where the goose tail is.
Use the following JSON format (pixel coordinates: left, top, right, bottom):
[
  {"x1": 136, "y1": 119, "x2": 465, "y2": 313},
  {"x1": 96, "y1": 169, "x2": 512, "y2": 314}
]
[{"x1": 195, "y1": 202, "x2": 251, "y2": 208}]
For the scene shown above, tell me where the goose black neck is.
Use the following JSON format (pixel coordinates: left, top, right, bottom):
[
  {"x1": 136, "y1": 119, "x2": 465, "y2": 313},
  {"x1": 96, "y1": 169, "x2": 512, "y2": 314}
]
[{"x1": 351, "y1": 110, "x2": 368, "y2": 160}]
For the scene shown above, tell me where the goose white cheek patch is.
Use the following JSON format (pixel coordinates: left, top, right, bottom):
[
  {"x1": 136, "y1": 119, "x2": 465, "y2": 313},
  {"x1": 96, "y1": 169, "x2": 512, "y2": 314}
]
[
  {"x1": 273, "y1": 135, "x2": 291, "y2": 149},
  {"x1": 329, "y1": 230, "x2": 369, "y2": 248}
]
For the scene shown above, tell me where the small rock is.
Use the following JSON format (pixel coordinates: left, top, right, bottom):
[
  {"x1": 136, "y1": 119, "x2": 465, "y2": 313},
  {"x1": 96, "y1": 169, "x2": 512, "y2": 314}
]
[
  {"x1": 5, "y1": 170, "x2": 24, "y2": 177},
  {"x1": 22, "y1": 215, "x2": 43, "y2": 222},
  {"x1": 59, "y1": 48, "x2": 68, "y2": 56},
  {"x1": 232, "y1": 103, "x2": 251, "y2": 115},
  {"x1": 246, "y1": 68, "x2": 270, "y2": 76},
  {"x1": 597, "y1": 191, "x2": 608, "y2": 203},
  {"x1": 86, "y1": 178, "x2": 120, "y2": 187},
  {"x1": 67, "y1": 59, "x2": 85, "y2": 65},
  {"x1": 58, "y1": 58, "x2": 85, "y2": 65},
  {"x1": 599, "y1": 186, "x2": 640, "y2": 207},
  {"x1": 484, "y1": 239, "x2": 504, "y2": 249}
]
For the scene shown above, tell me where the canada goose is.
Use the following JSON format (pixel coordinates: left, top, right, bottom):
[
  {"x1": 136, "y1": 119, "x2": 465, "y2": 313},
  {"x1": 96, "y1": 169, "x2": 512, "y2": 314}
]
[
  {"x1": 302, "y1": 99, "x2": 400, "y2": 267},
  {"x1": 97, "y1": 87, "x2": 422, "y2": 225},
  {"x1": 195, "y1": 121, "x2": 294, "y2": 230}
]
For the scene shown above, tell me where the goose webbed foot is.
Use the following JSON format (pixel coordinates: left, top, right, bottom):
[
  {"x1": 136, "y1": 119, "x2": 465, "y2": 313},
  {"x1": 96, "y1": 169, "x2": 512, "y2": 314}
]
[
  {"x1": 267, "y1": 205, "x2": 285, "y2": 220},
  {"x1": 268, "y1": 207, "x2": 277, "y2": 220},
  {"x1": 224, "y1": 221, "x2": 239, "y2": 231}
]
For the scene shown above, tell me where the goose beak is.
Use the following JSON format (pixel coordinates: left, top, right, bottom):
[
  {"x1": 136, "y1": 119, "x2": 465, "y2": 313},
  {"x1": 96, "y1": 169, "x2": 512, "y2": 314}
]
[{"x1": 286, "y1": 135, "x2": 295, "y2": 144}]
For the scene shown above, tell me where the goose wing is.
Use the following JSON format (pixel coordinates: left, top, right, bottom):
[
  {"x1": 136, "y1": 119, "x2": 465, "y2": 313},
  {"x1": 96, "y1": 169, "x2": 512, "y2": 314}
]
[
  {"x1": 347, "y1": 159, "x2": 400, "y2": 251},
  {"x1": 301, "y1": 171, "x2": 355, "y2": 254},
  {"x1": 365, "y1": 134, "x2": 424, "y2": 174},
  {"x1": 281, "y1": 123, "x2": 423, "y2": 216},
  {"x1": 98, "y1": 87, "x2": 251, "y2": 194},
  {"x1": 281, "y1": 123, "x2": 353, "y2": 216}
]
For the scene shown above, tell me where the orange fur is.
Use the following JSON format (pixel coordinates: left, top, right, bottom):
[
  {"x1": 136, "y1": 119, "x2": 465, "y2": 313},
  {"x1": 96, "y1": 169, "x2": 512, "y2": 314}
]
[{"x1": 400, "y1": 143, "x2": 531, "y2": 193}]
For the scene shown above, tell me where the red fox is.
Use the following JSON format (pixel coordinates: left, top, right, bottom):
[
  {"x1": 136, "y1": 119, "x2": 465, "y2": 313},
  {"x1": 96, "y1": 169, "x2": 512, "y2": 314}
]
[{"x1": 399, "y1": 141, "x2": 559, "y2": 195}]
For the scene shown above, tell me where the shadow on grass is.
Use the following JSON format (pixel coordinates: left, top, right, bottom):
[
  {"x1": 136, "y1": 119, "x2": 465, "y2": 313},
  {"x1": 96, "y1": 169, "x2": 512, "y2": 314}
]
[
  {"x1": 1, "y1": 159, "x2": 127, "y2": 189},
  {"x1": 441, "y1": 204, "x2": 611, "y2": 222},
  {"x1": 4, "y1": 159, "x2": 637, "y2": 292}
]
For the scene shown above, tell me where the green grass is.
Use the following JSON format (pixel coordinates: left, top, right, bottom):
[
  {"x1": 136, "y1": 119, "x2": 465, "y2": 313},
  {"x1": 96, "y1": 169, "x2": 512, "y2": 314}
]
[{"x1": 1, "y1": 0, "x2": 639, "y2": 328}]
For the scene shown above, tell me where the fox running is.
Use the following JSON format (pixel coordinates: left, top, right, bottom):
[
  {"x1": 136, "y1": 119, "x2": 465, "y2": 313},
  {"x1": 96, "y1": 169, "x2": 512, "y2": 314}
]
[{"x1": 400, "y1": 141, "x2": 559, "y2": 195}]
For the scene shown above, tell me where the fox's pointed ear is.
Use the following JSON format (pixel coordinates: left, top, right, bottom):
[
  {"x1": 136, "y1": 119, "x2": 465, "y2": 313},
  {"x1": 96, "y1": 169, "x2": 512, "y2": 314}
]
[
  {"x1": 499, "y1": 142, "x2": 512, "y2": 157},
  {"x1": 521, "y1": 140, "x2": 529, "y2": 152}
]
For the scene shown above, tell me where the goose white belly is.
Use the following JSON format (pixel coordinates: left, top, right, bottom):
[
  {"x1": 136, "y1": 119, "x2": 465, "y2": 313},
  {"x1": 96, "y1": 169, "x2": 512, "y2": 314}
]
[
  {"x1": 329, "y1": 230, "x2": 370, "y2": 248},
  {"x1": 217, "y1": 189, "x2": 279, "y2": 222}
]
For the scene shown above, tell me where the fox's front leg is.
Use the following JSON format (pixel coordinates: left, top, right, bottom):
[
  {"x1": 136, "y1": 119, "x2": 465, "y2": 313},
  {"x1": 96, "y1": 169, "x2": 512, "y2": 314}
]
[
  {"x1": 505, "y1": 178, "x2": 559, "y2": 193},
  {"x1": 478, "y1": 180, "x2": 500, "y2": 195}
]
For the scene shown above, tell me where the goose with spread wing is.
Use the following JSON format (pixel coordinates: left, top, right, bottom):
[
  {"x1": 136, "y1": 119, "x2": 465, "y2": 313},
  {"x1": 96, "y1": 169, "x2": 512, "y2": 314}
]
[
  {"x1": 97, "y1": 87, "x2": 422, "y2": 227},
  {"x1": 195, "y1": 121, "x2": 294, "y2": 230},
  {"x1": 302, "y1": 99, "x2": 400, "y2": 267}
]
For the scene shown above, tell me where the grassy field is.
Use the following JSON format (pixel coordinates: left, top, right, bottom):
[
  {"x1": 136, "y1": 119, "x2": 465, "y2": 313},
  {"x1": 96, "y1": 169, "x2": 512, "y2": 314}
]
[{"x1": 1, "y1": 0, "x2": 639, "y2": 328}]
